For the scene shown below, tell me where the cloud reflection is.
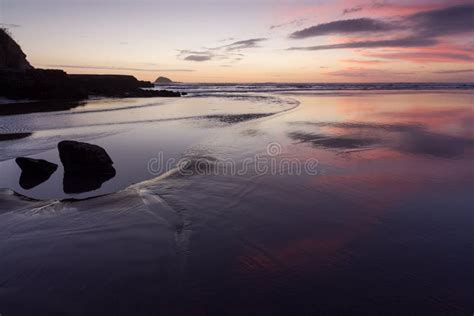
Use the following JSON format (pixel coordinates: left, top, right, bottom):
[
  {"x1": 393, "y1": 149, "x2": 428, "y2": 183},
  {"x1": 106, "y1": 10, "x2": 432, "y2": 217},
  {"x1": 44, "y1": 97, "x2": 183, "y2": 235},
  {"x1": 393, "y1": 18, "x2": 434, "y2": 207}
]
[{"x1": 289, "y1": 120, "x2": 474, "y2": 158}]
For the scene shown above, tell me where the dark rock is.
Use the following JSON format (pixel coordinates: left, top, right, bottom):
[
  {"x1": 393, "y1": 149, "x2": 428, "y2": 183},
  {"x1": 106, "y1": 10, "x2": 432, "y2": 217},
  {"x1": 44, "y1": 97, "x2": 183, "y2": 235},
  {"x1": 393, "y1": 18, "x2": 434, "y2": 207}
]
[
  {"x1": 0, "y1": 29, "x2": 184, "y2": 102},
  {"x1": 58, "y1": 140, "x2": 116, "y2": 194},
  {"x1": 154, "y1": 76, "x2": 173, "y2": 84},
  {"x1": 69, "y1": 74, "x2": 150, "y2": 97},
  {"x1": 0, "y1": 69, "x2": 88, "y2": 100},
  {"x1": 58, "y1": 140, "x2": 114, "y2": 172},
  {"x1": 68, "y1": 74, "x2": 182, "y2": 97},
  {"x1": 138, "y1": 80, "x2": 154, "y2": 88},
  {"x1": 15, "y1": 157, "x2": 58, "y2": 189},
  {"x1": 135, "y1": 89, "x2": 182, "y2": 97},
  {"x1": 0, "y1": 69, "x2": 183, "y2": 101},
  {"x1": 16, "y1": 157, "x2": 58, "y2": 175},
  {"x1": 0, "y1": 28, "x2": 33, "y2": 71}
]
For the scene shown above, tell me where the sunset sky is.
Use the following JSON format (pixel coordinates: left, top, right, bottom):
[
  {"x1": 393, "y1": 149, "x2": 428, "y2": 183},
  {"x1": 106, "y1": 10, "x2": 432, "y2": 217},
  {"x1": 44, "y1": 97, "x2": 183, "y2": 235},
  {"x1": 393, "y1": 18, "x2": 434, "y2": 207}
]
[{"x1": 1, "y1": 0, "x2": 473, "y2": 82}]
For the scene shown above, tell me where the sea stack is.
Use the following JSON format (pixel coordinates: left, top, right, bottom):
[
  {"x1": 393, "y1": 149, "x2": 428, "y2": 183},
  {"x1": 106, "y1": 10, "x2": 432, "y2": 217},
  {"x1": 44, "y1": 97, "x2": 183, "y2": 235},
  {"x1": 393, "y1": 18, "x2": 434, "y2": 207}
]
[{"x1": 154, "y1": 76, "x2": 173, "y2": 84}]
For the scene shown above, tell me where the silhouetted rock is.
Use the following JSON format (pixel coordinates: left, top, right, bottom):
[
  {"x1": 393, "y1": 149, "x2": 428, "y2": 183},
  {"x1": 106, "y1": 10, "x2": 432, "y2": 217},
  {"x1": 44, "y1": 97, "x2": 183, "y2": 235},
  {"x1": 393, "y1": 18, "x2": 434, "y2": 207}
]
[
  {"x1": 58, "y1": 140, "x2": 114, "y2": 172},
  {"x1": 16, "y1": 157, "x2": 58, "y2": 175},
  {"x1": 0, "y1": 69, "x2": 88, "y2": 100},
  {"x1": 15, "y1": 157, "x2": 58, "y2": 189},
  {"x1": 0, "y1": 29, "x2": 184, "y2": 102},
  {"x1": 69, "y1": 74, "x2": 149, "y2": 97},
  {"x1": 58, "y1": 140, "x2": 116, "y2": 193},
  {"x1": 0, "y1": 70, "x2": 183, "y2": 101},
  {"x1": 138, "y1": 80, "x2": 154, "y2": 88},
  {"x1": 0, "y1": 28, "x2": 33, "y2": 70},
  {"x1": 69, "y1": 74, "x2": 182, "y2": 97},
  {"x1": 138, "y1": 89, "x2": 183, "y2": 97},
  {"x1": 154, "y1": 76, "x2": 173, "y2": 84}
]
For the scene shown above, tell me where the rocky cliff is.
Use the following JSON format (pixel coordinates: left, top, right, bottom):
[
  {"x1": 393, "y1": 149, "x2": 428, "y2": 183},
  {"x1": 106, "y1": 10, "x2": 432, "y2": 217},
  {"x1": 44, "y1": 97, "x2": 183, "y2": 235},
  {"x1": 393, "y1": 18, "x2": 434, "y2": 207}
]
[
  {"x1": 0, "y1": 70, "x2": 182, "y2": 100},
  {"x1": 0, "y1": 29, "x2": 183, "y2": 101},
  {"x1": 0, "y1": 28, "x2": 33, "y2": 70}
]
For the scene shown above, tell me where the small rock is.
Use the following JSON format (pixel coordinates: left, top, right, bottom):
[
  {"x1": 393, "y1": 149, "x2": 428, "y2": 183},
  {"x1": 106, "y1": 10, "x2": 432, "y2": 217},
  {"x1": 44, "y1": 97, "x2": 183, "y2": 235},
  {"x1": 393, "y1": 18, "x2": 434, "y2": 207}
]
[
  {"x1": 16, "y1": 157, "x2": 58, "y2": 174},
  {"x1": 58, "y1": 140, "x2": 114, "y2": 173},
  {"x1": 15, "y1": 157, "x2": 58, "y2": 189},
  {"x1": 58, "y1": 140, "x2": 116, "y2": 194}
]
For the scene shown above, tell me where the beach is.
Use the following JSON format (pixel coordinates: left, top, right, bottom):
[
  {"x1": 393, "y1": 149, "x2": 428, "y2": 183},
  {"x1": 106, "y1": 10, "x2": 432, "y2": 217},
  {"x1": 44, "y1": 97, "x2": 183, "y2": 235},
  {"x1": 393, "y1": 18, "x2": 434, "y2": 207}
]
[{"x1": 0, "y1": 86, "x2": 473, "y2": 315}]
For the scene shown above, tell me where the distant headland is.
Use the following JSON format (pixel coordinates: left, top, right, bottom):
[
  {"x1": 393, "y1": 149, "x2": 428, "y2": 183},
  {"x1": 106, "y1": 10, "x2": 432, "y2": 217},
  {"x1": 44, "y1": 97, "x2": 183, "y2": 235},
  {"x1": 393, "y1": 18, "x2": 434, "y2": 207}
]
[{"x1": 0, "y1": 28, "x2": 184, "y2": 103}]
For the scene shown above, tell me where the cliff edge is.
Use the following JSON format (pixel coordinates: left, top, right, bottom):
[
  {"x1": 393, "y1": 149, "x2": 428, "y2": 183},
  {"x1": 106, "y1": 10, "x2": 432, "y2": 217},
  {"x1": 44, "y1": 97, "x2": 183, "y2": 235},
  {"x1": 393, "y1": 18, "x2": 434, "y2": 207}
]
[
  {"x1": 0, "y1": 28, "x2": 33, "y2": 71},
  {"x1": 0, "y1": 28, "x2": 183, "y2": 101}
]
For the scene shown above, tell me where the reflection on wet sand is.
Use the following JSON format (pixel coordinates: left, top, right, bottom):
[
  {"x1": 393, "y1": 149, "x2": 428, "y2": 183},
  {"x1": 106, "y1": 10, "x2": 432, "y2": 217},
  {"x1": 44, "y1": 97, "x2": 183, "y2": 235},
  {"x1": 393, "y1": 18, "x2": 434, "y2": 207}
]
[
  {"x1": 288, "y1": 120, "x2": 474, "y2": 158},
  {"x1": 63, "y1": 168, "x2": 116, "y2": 194},
  {"x1": 63, "y1": 167, "x2": 116, "y2": 194},
  {"x1": 289, "y1": 130, "x2": 378, "y2": 150},
  {"x1": 0, "y1": 132, "x2": 32, "y2": 141},
  {"x1": 0, "y1": 91, "x2": 472, "y2": 314}
]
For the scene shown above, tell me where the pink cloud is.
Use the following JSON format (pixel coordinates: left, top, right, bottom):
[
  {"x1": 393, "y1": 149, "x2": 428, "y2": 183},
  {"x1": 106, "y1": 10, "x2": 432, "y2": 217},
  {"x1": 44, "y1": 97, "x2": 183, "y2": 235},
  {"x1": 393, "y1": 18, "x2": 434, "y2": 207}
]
[
  {"x1": 367, "y1": 51, "x2": 473, "y2": 63},
  {"x1": 341, "y1": 59, "x2": 389, "y2": 65},
  {"x1": 326, "y1": 67, "x2": 414, "y2": 78}
]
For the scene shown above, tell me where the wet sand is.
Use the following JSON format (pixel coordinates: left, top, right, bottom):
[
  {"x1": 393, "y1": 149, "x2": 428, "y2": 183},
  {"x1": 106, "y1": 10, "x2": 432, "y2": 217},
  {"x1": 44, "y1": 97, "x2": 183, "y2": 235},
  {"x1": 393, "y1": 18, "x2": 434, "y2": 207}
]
[{"x1": 0, "y1": 90, "x2": 473, "y2": 315}]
